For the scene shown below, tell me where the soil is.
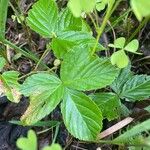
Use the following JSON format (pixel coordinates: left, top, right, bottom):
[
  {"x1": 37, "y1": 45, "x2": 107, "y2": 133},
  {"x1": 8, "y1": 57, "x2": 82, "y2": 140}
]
[{"x1": 0, "y1": 0, "x2": 150, "y2": 150}]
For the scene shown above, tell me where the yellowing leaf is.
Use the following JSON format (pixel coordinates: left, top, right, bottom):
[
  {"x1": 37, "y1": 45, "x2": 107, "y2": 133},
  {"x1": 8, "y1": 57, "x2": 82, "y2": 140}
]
[
  {"x1": 0, "y1": 71, "x2": 21, "y2": 103},
  {"x1": 20, "y1": 73, "x2": 64, "y2": 125},
  {"x1": 111, "y1": 50, "x2": 129, "y2": 68}
]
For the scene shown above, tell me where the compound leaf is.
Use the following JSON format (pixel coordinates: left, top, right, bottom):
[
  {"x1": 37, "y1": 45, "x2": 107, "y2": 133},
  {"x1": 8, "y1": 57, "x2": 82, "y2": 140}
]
[
  {"x1": 90, "y1": 92, "x2": 121, "y2": 121},
  {"x1": 61, "y1": 47, "x2": 118, "y2": 91},
  {"x1": 61, "y1": 88, "x2": 102, "y2": 141},
  {"x1": 27, "y1": 0, "x2": 58, "y2": 38},
  {"x1": 20, "y1": 73, "x2": 64, "y2": 125}
]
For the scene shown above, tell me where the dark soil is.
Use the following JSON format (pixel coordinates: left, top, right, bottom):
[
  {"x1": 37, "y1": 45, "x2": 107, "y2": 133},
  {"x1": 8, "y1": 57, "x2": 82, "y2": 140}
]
[{"x1": 0, "y1": 0, "x2": 150, "y2": 150}]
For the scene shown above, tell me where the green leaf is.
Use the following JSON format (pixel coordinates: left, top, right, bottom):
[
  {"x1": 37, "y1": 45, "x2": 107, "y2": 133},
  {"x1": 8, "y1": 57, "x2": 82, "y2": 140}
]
[
  {"x1": 20, "y1": 73, "x2": 64, "y2": 125},
  {"x1": 109, "y1": 37, "x2": 126, "y2": 49},
  {"x1": 113, "y1": 119, "x2": 150, "y2": 144},
  {"x1": 27, "y1": 0, "x2": 58, "y2": 38},
  {"x1": 58, "y1": 8, "x2": 83, "y2": 32},
  {"x1": 0, "y1": 56, "x2": 6, "y2": 70},
  {"x1": 61, "y1": 47, "x2": 118, "y2": 91},
  {"x1": 51, "y1": 31, "x2": 104, "y2": 58},
  {"x1": 0, "y1": 0, "x2": 9, "y2": 39},
  {"x1": 111, "y1": 64, "x2": 133, "y2": 95},
  {"x1": 120, "y1": 75, "x2": 150, "y2": 101},
  {"x1": 43, "y1": 144, "x2": 62, "y2": 150},
  {"x1": 131, "y1": 0, "x2": 150, "y2": 21},
  {"x1": 68, "y1": 0, "x2": 96, "y2": 17},
  {"x1": 90, "y1": 92, "x2": 121, "y2": 121},
  {"x1": 125, "y1": 39, "x2": 139, "y2": 53},
  {"x1": 111, "y1": 50, "x2": 129, "y2": 68},
  {"x1": 61, "y1": 88, "x2": 102, "y2": 141},
  {"x1": 0, "y1": 71, "x2": 21, "y2": 103},
  {"x1": 17, "y1": 130, "x2": 37, "y2": 150}
]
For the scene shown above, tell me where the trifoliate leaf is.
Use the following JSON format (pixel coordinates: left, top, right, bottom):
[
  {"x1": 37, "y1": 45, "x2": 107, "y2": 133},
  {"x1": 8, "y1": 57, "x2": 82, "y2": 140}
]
[
  {"x1": 0, "y1": 71, "x2": 21, "y2": 103},
  {"x1": 90, "y1": 92, "x2": 121, "y2": 121},
  {"x1": 109, "y1": 37, "x2": 126, "y2": 49},
  {"x1": 68, "y1": 0, "x2": 96, "y2": 17},
  {"x1": 125, "y1": 39, "x2": 139, "y2": 53},
  {"x1": 17, "y1": 130, "x2": 37, "y2": 150},
  {"x1": 20, "y1": 73, "x2": 64, "y2": 125},
  {"x1": 111, "y1": 50, "x2": 129, "y2": 68},
  {"x1": 27, "y1": 0, "x2": 58, "y2": 37},
  {"x1": 61, "y1": 46, "x2": 119, "y2": 91},
  {"x1": 43, "y1": 144, "x2": 62, "y2": 150},
  {"x1": 120, "y1": 75, "x2": 150, "y2": 101},
  {"x1": 131, "y1": 0, "x2": 150, "y2": 21},
  {"x1": 61, "y1": 88, "x2": 102, "y2": 141},
  {"x1": 0, "y1": 56, "x2": 6, "y2": 70}
]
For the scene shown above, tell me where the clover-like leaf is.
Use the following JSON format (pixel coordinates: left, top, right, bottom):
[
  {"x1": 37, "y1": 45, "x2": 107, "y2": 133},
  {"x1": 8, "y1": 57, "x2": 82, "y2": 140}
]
[
  {"x1": 17, "y1": 130, "x2": 37, "y2": 150},
  {"x1": 124, "y1": 39, "x2": 139, "y2": 53},
  {"x1": 111, "y1": 50, "x2": 129, "y2": 68},
  {"x1": 27, "y1": 0, "x2": 58, "y2": 37},
  {"x1": 90, "y1": 92, "x2": 121, "y2": 121},
  {"x1": 20, "y1": 73, "x2": 64, "y2": 125},
  {"x1": 109, "y1": 37, "x2": 126, "y2": 49},
  {"x1": 61, "y1": 46, "x2": 118, "y2": 91},
  {"x1": 61, "y1": 88, "x2": 102, "y2": 141},
  {"x1": 0, "y1": 71, "x2": 21, "y2": 103},
  {"x1": 68, "y1": 0, "x2": 96, "y2": 17}
]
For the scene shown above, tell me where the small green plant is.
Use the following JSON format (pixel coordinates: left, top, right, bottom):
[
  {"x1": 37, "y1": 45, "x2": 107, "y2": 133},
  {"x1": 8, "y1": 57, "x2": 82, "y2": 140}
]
[
  {"x1": 109, "y1": 37, "x2": 140, "y2": 68},
  {"x1": 0, "y1": 0, "x2": 150, "y2": 147},
  {"x1": 17, "y1": 130, "x2": 62, "y2": 150}
]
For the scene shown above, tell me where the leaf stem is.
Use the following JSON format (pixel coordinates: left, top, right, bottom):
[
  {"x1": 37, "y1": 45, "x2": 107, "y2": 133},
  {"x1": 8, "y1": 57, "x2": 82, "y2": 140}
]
[{"x1": 91, "y1": 0, "x2": 122, "y2": 55}]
